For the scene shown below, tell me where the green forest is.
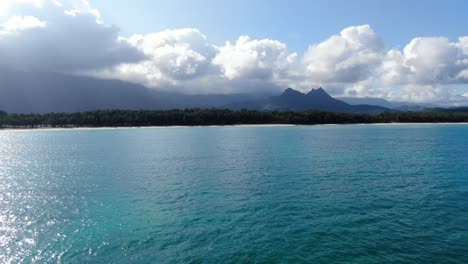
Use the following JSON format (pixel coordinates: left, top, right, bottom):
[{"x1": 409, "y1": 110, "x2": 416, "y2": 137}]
[{"x1": 1, "y1": 109, "x2": 468, "y2": 129}]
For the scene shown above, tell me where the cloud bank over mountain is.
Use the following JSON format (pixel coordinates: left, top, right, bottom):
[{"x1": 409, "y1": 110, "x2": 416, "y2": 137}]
[{"x1": 1, "y1": 0, "x2": 468, "y2": 104}]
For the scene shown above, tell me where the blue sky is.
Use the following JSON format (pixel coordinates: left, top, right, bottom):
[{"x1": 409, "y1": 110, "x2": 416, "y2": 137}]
[
  {"x1": 92, "y1": 0, "x2": 468, "y2": 53},
  {"x1": 1, "y1": 0, "x2": 468, "y2": 104}
]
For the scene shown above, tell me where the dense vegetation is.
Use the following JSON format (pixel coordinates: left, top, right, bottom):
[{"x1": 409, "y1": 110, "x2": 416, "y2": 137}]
[{"x1": 1, "y1": 109, "x2": 468, "y2": 129}]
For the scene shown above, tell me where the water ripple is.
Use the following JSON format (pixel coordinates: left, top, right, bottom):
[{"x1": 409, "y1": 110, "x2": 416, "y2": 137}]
[{"x1": 0, "y1": 125, "x2": 467, "y2": 263}]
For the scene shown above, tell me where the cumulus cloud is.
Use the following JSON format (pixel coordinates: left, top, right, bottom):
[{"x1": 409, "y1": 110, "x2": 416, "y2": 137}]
[
  {"x1": 97, "y1": 28, "x2": 217, "y2": 88},
  {"x1": 302, "y1": 25, "x2": 386, "y2": 83},
  {"x1": 0, "y1": 15, "x2": 46, "y2": 32},
  {"x1": 374, "y1": 37, "x2": 468, "y2": 102},
  {"x1": 401, "y1": 37, "x2": 466, "y2": 84},
  {"x1": 97, "y1": 32, "x2": 297, "y2": 94},
  {"x1": 0, "y1": 1, "x2": 143, "y2": 72},
  {"x1": 298, "y1": 25, "x2": 468, "y2": 103},
  {"x1": 213, "y1": 36, "x2": 292, "y2": 80}
]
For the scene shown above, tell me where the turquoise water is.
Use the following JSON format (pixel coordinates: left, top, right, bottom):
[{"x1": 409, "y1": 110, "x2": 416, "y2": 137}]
[{"x1": 1, "y1": 125, "x2": 467, "y2": 263}]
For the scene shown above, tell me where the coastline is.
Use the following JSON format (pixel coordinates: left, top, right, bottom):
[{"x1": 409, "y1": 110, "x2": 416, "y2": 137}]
[
  {"x1": 2, "y1": 122, "x2": 468, "y2": 132},
  {"x1": 0, "y1": 124, "x2": 296, "y2": 132}
]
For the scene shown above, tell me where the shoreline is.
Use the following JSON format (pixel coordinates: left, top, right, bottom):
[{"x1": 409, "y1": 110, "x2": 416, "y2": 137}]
[{"x1": 2, "y1": 122, "x2": 468, "y2": 132}]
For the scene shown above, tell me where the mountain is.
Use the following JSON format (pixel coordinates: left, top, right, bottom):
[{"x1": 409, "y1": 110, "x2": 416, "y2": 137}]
[
  {"x1": 0, "y1": 70, "x2": 160, "y2": 113},
  {"x1": 267, "y1": 88, "x2": 351, "y2": 111},
  {"x1": 0, "y1": 70, "x2": 393, "y2": 114},
  {"x1": 0, "y1": 70, "x2": 265, "y2": 113},
  {"x1": 230, "y1": 88, "x2": 393, "y2": 113},
  {"x1": 339, "y1": 96, "x2": 440, "y2": 112},
  {"x1": 338, "y1": 96, "x2": 395, "y2": 109},
  {"x1": 394, "y1": 105, "x2": 429, "y2": 112},
  {"x1": 431, "y1": 107, "x2": 468, "y2": 113}
]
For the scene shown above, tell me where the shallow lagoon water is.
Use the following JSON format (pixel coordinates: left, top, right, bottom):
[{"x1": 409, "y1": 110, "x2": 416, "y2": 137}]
[{"x1": 1, "y1": 124, "x2": 467, "y2": 263}]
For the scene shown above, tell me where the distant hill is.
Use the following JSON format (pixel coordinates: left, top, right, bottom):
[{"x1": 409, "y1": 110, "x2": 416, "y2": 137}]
[
  {"x1": 0, "y1": 70, "x2": 399, "y2": 114},
  {"x1": 0, "y1": 70, "x2": 265, "y2": 113},
  {"x1": 394, "y1": 105, "x2": 428, "y2": 112},
  {"x1": 338, "y1": 96, "x2": 395, "y2": 109},
  {"x1": 231, "y1": 88, "x2": 394, "y2": 113},
  {"x1": 431, "y1": 107, "x2": 468, "y2": 113},
  {"x1": 338, "y1": 97, "x2": 440, "y2": 112}
]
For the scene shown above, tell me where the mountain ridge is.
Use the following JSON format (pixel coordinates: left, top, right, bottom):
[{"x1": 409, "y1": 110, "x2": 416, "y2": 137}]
[
  {"x1": 245, "y1": 87, "x2": 394, "y2": 113},
  {"x1": 0, "y1": 70, "x2": 392, "y2": 113}
]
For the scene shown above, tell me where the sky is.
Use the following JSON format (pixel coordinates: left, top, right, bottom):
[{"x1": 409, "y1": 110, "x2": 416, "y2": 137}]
[
  {"x1": 1, "y1": 0, "x2": 468, "y2": 104},
  {"x1": 92, "y1": 0, "x2": 468, "y2": 52}
]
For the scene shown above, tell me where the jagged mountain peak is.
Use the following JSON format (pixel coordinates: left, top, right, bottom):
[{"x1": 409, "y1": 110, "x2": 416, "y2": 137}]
[
  {"x1": 281, "y1": 87, "x2": 332, "y2": 98},
  {"x1": 281, "y1": 88, "x2": 304, "y2": 97},
  {"x1": 306, "y1": 87, "x2": 330, "y2": 97},
  {"x1": 265, "y1": 87, "x2": 392, "y2": 113}
]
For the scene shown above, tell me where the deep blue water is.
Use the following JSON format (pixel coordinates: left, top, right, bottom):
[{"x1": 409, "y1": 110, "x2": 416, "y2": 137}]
[{"x1": 1, "y1": 124, "x2": 467, "y2": 263}]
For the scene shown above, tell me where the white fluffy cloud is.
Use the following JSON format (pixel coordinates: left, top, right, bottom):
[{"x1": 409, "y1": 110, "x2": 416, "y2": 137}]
[
  {"x1": 97, "y1": 32, "x2": 297, "y2": 93},
  {"x1": 401, "y1": 37, "x2": 466, "y2": 84},
  {"x1": 0, "y1": 15, "x2": 46, "y2": 32},
  {"x1": 374, "y1": 37, "x2": 468, "y2": 102},
  {"x1": 213, "y1": 36, "x2": 293, "y2": 80},
  {"x1": 302, "y1": 25, "x2": 386, "y2": 83},
  {"x1": 97, "y1": 28, "x2": 217, "y2": 88},
  {"x1": 0, "y1": 1, "x2": 144, "y2": 71},
  {"x1": 298, "y1": 25, "x2": 468, "y2": 103}
]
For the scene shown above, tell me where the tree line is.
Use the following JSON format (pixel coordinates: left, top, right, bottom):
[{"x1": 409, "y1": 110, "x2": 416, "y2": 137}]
[{"x1": 1, "y1": 109, "x2": 468, "y2": 128}]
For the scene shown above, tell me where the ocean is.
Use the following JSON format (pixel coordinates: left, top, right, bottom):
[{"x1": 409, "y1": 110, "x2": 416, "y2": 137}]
[{"x1": 1, "y1": 124, "x2": 467, "y2": 263}]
